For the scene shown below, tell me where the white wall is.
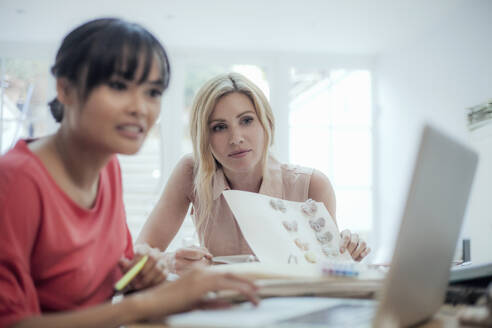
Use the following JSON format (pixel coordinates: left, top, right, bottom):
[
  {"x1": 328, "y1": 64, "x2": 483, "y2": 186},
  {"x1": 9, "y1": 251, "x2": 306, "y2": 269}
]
[{"x1": 376, "y1": 1, "x2": 492, "y2": 263}]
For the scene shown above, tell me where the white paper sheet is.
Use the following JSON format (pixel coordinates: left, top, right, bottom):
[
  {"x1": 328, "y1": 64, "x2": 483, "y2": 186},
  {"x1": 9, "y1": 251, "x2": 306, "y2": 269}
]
[
  {"x1": 222, "y1": 190, "x2": 352, "y2": 266},
  {"x1": 165, "y1": 297, "x2": 344, "y2": 327}
]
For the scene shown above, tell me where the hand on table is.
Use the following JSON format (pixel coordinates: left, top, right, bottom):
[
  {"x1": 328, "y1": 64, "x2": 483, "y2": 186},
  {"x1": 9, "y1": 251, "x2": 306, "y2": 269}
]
[{"x1": 139, "y1": 267, "x2": 259, "y2": 319}]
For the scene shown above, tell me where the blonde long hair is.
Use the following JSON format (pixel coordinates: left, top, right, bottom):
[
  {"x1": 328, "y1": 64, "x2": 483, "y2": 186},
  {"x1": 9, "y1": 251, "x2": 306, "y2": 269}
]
[{"x1": 190, "y1": 72, "x2": 275, "y2": 229}]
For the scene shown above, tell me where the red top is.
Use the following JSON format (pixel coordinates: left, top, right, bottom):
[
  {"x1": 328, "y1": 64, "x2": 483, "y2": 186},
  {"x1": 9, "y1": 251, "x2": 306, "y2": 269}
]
[{"x1": 0, "y1": 140, "x2": 134, "y2": 327}]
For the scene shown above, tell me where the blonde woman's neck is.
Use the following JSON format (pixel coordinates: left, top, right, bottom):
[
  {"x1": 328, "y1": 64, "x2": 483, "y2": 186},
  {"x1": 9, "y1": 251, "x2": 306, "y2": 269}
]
[{"x1": 222, "y1": 164, "x2": 263, "y2": 193}]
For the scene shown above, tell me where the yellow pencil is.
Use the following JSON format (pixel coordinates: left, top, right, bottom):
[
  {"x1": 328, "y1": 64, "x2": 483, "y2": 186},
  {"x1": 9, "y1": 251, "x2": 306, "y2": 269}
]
[{"x1": 114, "y1": 255, "x2": 149, "y2": 291}]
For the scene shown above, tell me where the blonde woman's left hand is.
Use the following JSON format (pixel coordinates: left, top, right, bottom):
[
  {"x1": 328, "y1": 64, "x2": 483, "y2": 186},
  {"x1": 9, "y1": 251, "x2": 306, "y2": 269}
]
[
  {"x1": 339, "y1": 229, "x2": 371, "y2": 261},
  {"x1": 119, "y1": 243, "x2": 168, "y2": 291}
]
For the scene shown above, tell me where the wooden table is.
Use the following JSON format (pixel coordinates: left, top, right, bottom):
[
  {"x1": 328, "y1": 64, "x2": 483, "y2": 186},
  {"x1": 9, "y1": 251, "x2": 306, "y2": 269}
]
[{"x1": 127, "y1": 304, "x2": 487, "y2": 328}]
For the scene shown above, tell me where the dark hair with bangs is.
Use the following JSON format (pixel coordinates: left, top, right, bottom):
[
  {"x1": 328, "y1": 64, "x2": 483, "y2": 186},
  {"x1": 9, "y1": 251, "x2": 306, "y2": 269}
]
[{"x1": 49, "y1": 17, "x2": 170, "y2": 122}]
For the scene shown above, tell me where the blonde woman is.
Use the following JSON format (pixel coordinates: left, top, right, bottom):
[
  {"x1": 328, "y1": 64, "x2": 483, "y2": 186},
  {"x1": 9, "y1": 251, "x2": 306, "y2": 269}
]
[{"x1": 138, "y1": 73, "x2": 370, "y2": 274}]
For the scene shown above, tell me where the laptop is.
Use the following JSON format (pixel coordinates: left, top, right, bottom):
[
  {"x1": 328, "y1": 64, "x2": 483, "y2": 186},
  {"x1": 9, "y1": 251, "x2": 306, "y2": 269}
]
[{"x1": 166, "y1": 124, "x2": 478, "y2": 328}]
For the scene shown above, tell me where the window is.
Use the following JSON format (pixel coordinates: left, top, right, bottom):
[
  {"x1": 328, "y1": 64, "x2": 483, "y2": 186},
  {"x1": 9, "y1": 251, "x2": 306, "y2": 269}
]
[
  {"x1": 0, "y1": 58, "x2": 53, "y2": 153},
  {"x1": 119, "y1": 125, "x2": 163, "y2": 240},
  {"x1": 289, "y1": 68, "x2": 373, "y2": 239}
]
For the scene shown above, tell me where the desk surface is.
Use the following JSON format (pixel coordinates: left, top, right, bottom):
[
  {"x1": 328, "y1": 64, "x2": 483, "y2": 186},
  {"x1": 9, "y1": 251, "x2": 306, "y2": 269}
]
[{"x1": 128, "y1": 305, "x2": 484, "y2": 328}]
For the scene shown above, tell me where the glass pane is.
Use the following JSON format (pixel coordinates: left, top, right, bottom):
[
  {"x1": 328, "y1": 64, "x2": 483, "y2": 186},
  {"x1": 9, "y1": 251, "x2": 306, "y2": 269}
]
[
  {"x1": 332, "y1": 128, "x2": 372, "y2": 187},
  {"x1": 335, "y1": 188, "x2": 373, "y2": 232},
  {"x1": 329, "y1": 70, "x2": 372, "y2": 127},
  {"x1": 290, "y1": 69, "x2": 371, "y2": 128},
  {"x1": 290, "y1": 68, "x2": 334, "y2": 127},
  {"x1": 289, "y1": 125, "x2": 333, "y2": 176},
  {"x1": 119, "y1": 125, "x2": 163, "y2": 240},
  {"x1": 0, "y1": 58, "x2": 52, "y2": 153},
  {"x1": 289, "y1": 67, "x2": 373, "y2": 234}
]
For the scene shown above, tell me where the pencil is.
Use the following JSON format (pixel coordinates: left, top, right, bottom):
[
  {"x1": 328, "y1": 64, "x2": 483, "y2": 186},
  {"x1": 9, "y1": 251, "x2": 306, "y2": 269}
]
[{"x1": 114, "y1": 255, "x2": 149, "y2": 291}]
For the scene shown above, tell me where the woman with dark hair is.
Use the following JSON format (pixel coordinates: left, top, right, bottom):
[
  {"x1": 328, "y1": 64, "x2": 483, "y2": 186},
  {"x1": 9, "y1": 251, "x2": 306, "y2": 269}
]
[{"x1": 0, "y1": 18, "x2": 257, "y2": 328}]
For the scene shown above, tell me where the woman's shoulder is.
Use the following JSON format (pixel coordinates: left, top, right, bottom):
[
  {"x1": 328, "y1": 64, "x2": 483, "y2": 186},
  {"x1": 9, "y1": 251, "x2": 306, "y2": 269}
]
[
  {"x1": 309, "y1": 168, "x2": 332, "y2": 186},
  {"x1": 166, "y1": 154, "x2": 195, "y2": 201},
  {"x1": 272, "y1": 159, "x2": 314, "y2": 201},
  {"x1": 308, "y1": 168, "x2": 335, "y2": 202},
  {"x1": 0, "y1": 142, "x2": 44, "y2": 203},
  {"x1": 279, "y1": 161, "x2": 314, "y2": 176},
  {"x1": 176, "y1": 153, "x2": 195, "y2": 176},
  {"x1": 180, "y1": 153, "x2": 195, "y2": 166},
  {"x1": 0, "y1": 140, "x2": 41, "y2": 183},
  {"x1": 168, "y1": 154, "x2": 196, "y2": 197}
]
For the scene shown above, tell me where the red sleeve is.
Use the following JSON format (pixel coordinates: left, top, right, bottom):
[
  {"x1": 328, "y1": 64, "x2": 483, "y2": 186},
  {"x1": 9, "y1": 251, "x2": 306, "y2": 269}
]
[
  {"x1": 124, "y1": 224, "x2": 135, "y2": 260},
  {"x1": 113, "y1": 156, "x2": 134, "y2": 260},
  {"x1": 0, "y1": 171, "x2": 42, "y2": 328}
]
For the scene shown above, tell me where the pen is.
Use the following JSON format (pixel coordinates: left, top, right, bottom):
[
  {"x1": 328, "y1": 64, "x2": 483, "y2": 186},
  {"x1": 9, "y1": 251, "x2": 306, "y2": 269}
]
[{"x1": 114, "y1": 255, "x2": 149, "y2": 292}]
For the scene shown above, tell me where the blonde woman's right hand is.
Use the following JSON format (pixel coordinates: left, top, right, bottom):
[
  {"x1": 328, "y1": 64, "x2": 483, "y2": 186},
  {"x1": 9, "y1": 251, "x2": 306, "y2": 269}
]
[
  {"x1": 168, "y1": 246, "x2": 213, "y2": 275},
  {"x1": 137, "y1": 268, "x2": 259, "y2": 319}
]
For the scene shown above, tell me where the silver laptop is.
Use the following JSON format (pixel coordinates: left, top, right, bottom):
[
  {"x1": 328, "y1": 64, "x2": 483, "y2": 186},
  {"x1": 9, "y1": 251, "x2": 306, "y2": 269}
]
[{"x1": 166, "y1": 124, "x2": 478, "y2": 328}]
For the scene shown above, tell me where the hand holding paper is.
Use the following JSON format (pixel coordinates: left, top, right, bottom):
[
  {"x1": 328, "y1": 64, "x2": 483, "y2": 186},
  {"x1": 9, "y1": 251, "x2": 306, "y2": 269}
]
[{"x1": 222, "y1": 190, "x2": 353, "y2": 266}]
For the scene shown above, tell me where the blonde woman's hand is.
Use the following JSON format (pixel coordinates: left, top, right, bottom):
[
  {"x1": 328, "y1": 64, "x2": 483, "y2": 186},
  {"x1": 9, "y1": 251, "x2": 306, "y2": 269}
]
[
  {"x1": 119, "y1": 244, "x2": 168, "y2": 291},
  {"x1": 168, "y1": 246, "x2": 213, "y2": 275},
  {"x1": 138, "y1": 267, "x2": 259, "y2": 319},
  {"x1": 339, "y1": 229, "x2": 371, "y2": 261}
]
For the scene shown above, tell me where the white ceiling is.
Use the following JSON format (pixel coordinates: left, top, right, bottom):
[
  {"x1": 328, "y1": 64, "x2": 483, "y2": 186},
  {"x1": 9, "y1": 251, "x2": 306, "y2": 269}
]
[{"x1": 0, "y1": 0, "x2": 464, "y2": 54}]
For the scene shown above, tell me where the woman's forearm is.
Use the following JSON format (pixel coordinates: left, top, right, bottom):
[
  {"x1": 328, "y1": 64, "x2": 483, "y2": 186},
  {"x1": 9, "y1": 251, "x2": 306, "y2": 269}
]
[
  {"x1": 12, "y1": 266, "x2": 260, "y2": 328},
  {"x1": 10, "y1": 296, "x2": 145, "y2": 328}
]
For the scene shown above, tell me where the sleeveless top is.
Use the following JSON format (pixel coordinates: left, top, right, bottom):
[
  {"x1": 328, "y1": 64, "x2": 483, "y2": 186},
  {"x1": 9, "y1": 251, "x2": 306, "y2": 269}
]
[{"x1": 190, "y1": 156, "x2": 313, "y2": 256}]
